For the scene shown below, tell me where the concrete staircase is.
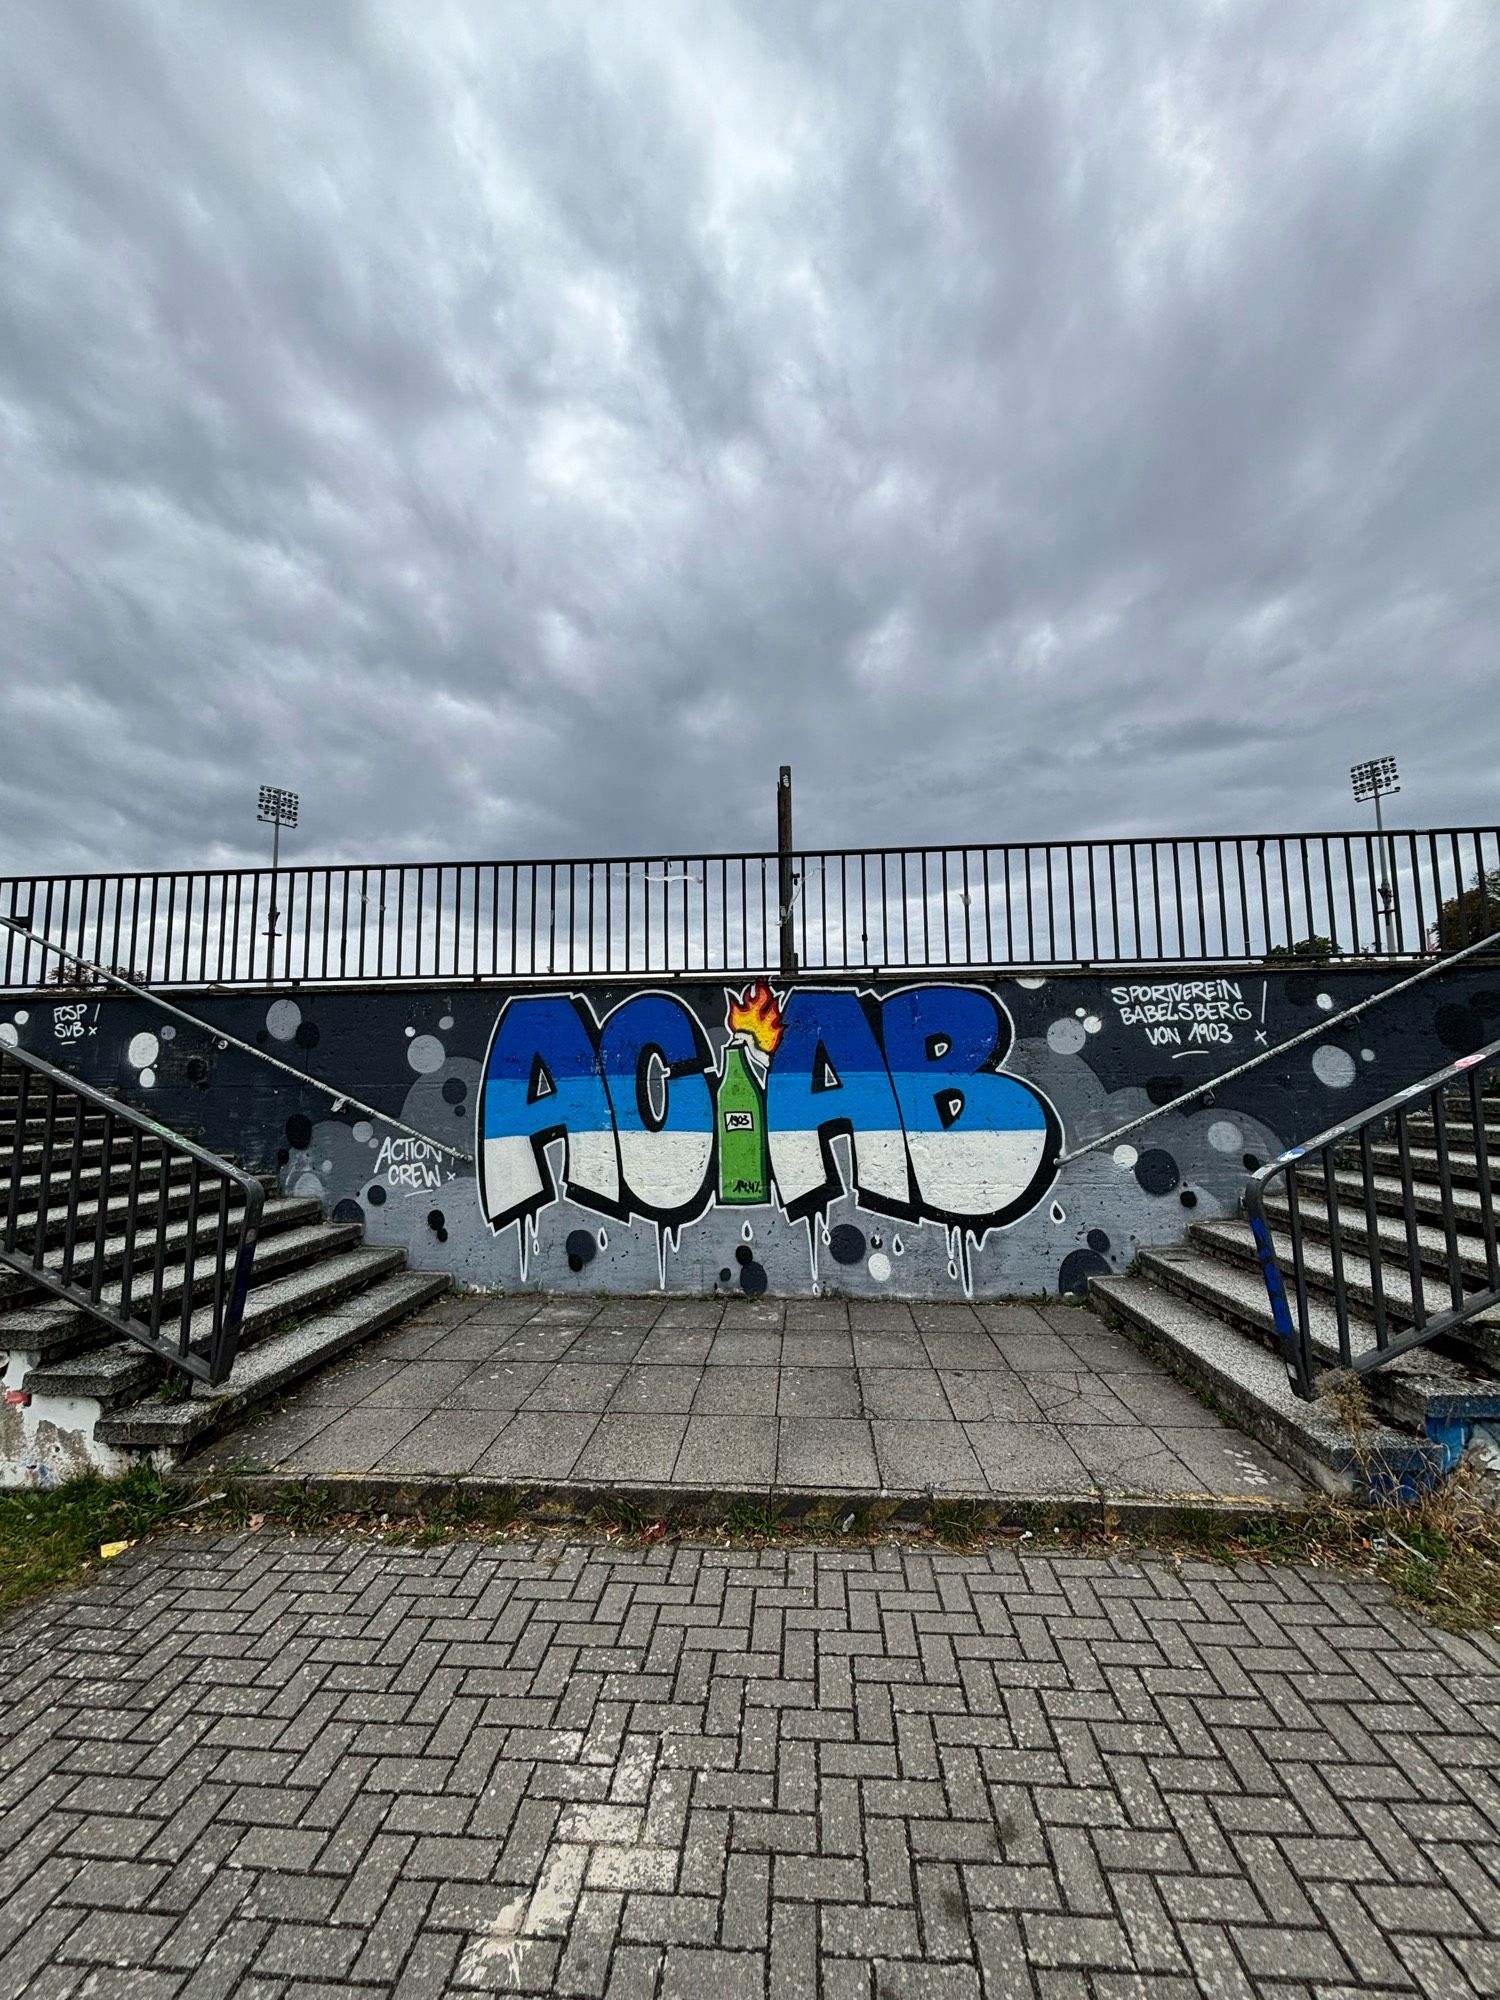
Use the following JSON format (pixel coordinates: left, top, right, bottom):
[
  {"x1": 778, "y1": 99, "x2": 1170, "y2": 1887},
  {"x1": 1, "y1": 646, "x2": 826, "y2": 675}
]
[
  {"x1": 0, "y1": 1075, "x2": 448, "y2": 1484},
  {"x1": 1092, "y1": 1086, "x2": 1500, "y2": 1498}
]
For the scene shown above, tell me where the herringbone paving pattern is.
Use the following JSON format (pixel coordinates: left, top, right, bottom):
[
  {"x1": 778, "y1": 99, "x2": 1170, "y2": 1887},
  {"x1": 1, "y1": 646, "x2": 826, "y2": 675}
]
[{"x1": 3, "y1": 1534, "x2": 1499, "y2": 1997}]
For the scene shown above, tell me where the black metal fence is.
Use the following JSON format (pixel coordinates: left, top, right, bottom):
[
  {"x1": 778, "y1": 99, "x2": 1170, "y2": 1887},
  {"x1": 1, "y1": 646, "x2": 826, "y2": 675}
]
[
  {"x1": 1246, "y1": 1037, "x2": 1500, "y2": 1398},
  {"x1": 3, "y1": 824, "x2": 1497, "y2": 991},
  {"x1": 0, "y1": 1043, "x2": 263, "y2": 1385}
]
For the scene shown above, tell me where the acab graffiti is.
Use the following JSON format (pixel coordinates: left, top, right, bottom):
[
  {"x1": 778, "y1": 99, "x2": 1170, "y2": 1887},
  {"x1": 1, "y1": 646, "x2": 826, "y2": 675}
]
[{"x1": 478, "y1": 980, "x2": 1061, "y2": 1283}]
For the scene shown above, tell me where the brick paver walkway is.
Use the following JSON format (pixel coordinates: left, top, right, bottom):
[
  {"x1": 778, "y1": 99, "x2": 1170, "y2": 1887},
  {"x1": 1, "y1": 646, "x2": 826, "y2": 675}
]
[
  {"x1": 199, "y1": 1295, "x2": 1304, "y2": 1508},
  {"x1": 4, "y1": 1533, "x2": 1499, "y2": 1998}
]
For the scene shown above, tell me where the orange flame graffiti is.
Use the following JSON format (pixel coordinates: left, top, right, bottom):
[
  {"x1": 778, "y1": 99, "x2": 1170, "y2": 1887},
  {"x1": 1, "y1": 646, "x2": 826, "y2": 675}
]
[{"x1": 728, "y1": 979, "x2": 785, "y2": 1056}]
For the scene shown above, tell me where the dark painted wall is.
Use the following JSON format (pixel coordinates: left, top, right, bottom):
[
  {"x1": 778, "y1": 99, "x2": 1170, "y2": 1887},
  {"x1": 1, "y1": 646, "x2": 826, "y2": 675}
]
[{"x1": 3, "y1": 967, "x2": 1496, "y2": 1299}]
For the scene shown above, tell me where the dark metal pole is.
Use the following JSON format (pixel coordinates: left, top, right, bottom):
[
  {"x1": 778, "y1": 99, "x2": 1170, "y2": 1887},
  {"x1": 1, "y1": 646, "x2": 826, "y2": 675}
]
[{"x1": 777, "y1": 765, "x2": 798, "y2": 977}]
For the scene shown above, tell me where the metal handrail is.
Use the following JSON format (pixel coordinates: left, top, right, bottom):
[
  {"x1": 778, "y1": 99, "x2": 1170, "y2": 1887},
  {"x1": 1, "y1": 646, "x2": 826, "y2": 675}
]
[
  {"x1": 1245, "y1": 1038, "x2": 1500, "y2": 1399},
  {"x1": 4, "y1": 822, "x2": 1496, "y2": 987},
  {"x1": 1, "y1": 1042, "x2": 264, "y2": 1387},
  {"x1": 0, "y1": 914, "x2": 470, "y2": 1165}
]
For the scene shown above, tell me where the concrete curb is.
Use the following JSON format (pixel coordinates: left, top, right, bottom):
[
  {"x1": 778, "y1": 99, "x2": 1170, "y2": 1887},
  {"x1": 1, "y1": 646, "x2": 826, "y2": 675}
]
[{"x1": 165, "y1": 1466, "x2": 1315, "y2": 1538}]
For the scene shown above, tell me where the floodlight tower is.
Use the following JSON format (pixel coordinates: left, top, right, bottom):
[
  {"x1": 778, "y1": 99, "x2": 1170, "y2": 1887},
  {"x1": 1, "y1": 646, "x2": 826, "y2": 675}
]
[
  {"x1": 257, "y1": 785, "x2": 299, "y2": 942},
  {"x1": 1350, "y1": 757, "x2": 1399, "y2": 954}
]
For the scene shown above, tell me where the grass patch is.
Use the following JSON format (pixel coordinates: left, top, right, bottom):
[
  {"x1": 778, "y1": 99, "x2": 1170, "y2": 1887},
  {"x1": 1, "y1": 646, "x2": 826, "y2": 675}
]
[
  {"x1": 930, "y1": 1500, "x2": 982, "y2": 1547},
  {"x1": 0, "y1": 1464, "x2": 177, "y2": 1616},
  {"x1": 721, "y1": 1498, "x2": 781, "y2": 1541},
  {"x1": 271, "y1": 1483, "x2": 335, "y2": 1531}
]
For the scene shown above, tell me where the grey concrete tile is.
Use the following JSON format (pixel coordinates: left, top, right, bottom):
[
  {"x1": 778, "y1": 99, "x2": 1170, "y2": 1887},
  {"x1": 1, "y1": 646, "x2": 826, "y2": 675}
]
[
  {"x1": 777, "y1": 1418, "x2": 878, "y2": 1490},
  {"x1": 566, "y1": 1328, "x2": 649, "y2": 1363},
  {"x1": 279, "y1": 1406, "x2": 427, "y2": 1475},
  {"x1": 596, "y1": 1301, "x2": 667, "y2": 1327},
  {"x1": 1038, "y1": 1304, "x2": 1104, "y2": 1339},
  {"x1": 921, "y1": 1332, "x2": 1010, "y2": 1371},
  {"x1": 872, "y1": 1421, "x2": 986, "y2": 1494},
  {"x1": 1100, "y1": 1371, "x2": 1226, "y2": 1427},
  {"x1": 718, "y1": 1300, "x2": 785, "y2": 1331},
  {"x1": 858, "y1": 1369, "x2": 954, "y2": 1420},
  {"x1": 472, "y1": 1412, "x2": 597, "y2": 1480},
  {"x1": 462, "y1": 1298, "x2": 543, "y2": 1325},
  {"x1": 1068, "y1": 1425, "x2": 1199, "y2": 1497},
  {"x1": 420, "y1": 1326, "x2": 511, "y2": 1362},
  {"x1": 707, "y1": 1332, "x2": 782, "y2": 1367},
  {"x1": 636, "y1": 1329, "x2": 716, "y2": 1365},
  {"x1": 492, "y1": 1327, "x2": 581, "y2": 1364},
  {"x1": 778, "y1": 1367, "x2": 862, "y2": 1418},
  {"x1": 208, "y1": 1405, "x2": 339, "y2": 1470},
  {"x1": 357, "y1": 1324, "x2": 448, "y2": 1360},
  {"x1": 782, "y1": 1303, "x2": 851, "y2": 1332},
  {"x1": 778, "y1": 1332, "x2": 856, "y2": 1367},
  {"x1": 1026, "y1": 1373, "x2": 1139, "y2": 1425},
  {"x1": 608, "y1": 1365, "x2": 704, "y2": 1416},
  {"x1": 1056, "y1": 1329, "x2": 1166, "y2": 1375},
  {"x1": 852, "y1": 1330, "x2": 925, "y2": 1369},
  {"x1": 692, "y1": 1368, "x2": 779, "y2": 1417},
  {"x1": 439, "y1": 1361, "x2": 551, "y2": 1411},
  {"x1": 962, "y1": 1420, "x2": 1091, "y2": 1496},
  {"x1": 994, "y1": 1334, "x2": 1093, "y2": 1375},
  {"x1": 937, "y1": 1369, "x2": 1044, "y2": 1424},
  {"x1": 673, "y1": 1416, "x2": 777, "y2": 1488},
  {"x1": 653, "y1": 1301, "x2": 725, "y2": 1332},
  {"x1": 522, "y1": 1363, "x2": 627, "y2": 1412},
  {"x1": 530, "y1": 1302, "x2": 603, "y2": 1328},
  {"x1": 356, "y1": 1360, "x2": 479, "y2": 1407},
  {"x1": 573, "y1": 1415, "x2": 689, "y2": 1484},
  {"x1": 290, "y1": 1358, "x2": 402, "y2": 1406},
  {"x1": 377, "y1": 1410, "x2": 508, "y2": 1476},
  {"x1": 973, "y1": 1304, "x2": 1052, "y2": 1336},
  {"x1": 849, "y1": 1301, "x2": 917, "y2": 1331},
  {"x1": 912, "y1": 1304, "x2": 983, "y2": 1333},
  {"x1": 1159, "y1": 1425, "x2": 1306, "y2": 1502}
]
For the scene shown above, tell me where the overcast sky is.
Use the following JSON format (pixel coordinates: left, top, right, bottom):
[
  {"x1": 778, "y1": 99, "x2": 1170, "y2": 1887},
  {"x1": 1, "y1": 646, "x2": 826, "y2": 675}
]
[{"x1": 1, "y1": 1, "x2": 1495, "y2": 876}]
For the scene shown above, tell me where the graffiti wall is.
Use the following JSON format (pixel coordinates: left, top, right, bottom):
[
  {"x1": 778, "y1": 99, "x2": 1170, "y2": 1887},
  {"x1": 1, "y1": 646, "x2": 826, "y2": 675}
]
[{"x1": 3, "y1": 965, "x2": 1497, "y2": 1299}]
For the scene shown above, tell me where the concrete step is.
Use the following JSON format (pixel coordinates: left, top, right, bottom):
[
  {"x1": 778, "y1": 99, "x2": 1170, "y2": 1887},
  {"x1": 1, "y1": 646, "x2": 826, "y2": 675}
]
[
  {"x1": 22, "y1": 1241, "x2": 413, "y2": 1411},
  {"x1": 96, "y1": 1269, "x2": 450, "y2": 1454},
  {"x1": 0, "y1": 1108, "x2": 111, "y2": 1145},
  {"x1": 1320, "y1": 1165, "x2": 1492, "y2": 1238},
  {"x1": 3, "y1": 1170, "x2": 275, "y2": 1257},
  {"x1": 1090, "y1": 1272, "x2": 1439, "y2": 1498},
  {"x1": 0, "y1": 1193, "x2": 321, "y2": 1309},
  {"x1": 1369, "y1": 1142, "x2": 1490, "y2": 1193},
  {"x1": 1, "y1": 1132, "x2": 174, "y2": 1176},
  {"x1": 1, "y1": 1220, "x2": 367, "y2": 1366},
  {"x1": 1196, "y1": 1213, "x2": 1500, "y2": 1350},
  {"x1": 1263, "y1": 1188, "x2": 1498, "y2": 1292},
  {"x1": 5, "y1": 1153, "x2": 197, "y2": 1218},
  {"x1": 1402, "y1": 1112, "x2": 1500, "y2": 1146},
  {"x1": 1139, "y1": 1238, "x2": 1500, "y2": 1439}
]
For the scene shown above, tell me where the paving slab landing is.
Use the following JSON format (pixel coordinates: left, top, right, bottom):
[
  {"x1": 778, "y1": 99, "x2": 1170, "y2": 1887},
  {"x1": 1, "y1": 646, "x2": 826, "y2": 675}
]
[{"x1": 190, "y1": 1295, "x2": 1307, "y2": 1510}]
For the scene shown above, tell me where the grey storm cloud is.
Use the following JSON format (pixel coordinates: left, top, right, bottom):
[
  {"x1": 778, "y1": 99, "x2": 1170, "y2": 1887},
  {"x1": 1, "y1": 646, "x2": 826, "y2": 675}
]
[{"x1": 0, "y1": 0, "x2": 1495, "y2": 876}]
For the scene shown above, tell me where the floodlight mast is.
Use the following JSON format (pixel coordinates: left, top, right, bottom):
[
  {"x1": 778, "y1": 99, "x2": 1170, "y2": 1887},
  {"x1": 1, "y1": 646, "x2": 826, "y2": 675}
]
[
  {"x1": 1350, "y1": 757, "x2": 1399, "y2": 953},
  {"x1": 256, "y1": 785, "x2": 300, "y2": 946}
]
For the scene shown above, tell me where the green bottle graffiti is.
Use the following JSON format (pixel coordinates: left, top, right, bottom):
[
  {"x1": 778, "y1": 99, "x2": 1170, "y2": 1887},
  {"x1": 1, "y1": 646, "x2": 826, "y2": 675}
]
[{"x1": 716, "y1": 1036, "x2": 770, "y2": 1204}]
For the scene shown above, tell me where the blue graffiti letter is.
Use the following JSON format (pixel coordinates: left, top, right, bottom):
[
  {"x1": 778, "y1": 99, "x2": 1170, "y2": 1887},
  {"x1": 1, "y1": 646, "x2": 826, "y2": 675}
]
[
  {"x1": 878, "y1": 987, "x2": 1057, "y2": 1225},
  {"x1": 599, "y1": 993, "x2": 714, "y2": 1222},
  {"x1": 479, "y1": 996, "x2": 619, "y2": 1229},
  {"x1": 766, "y1": 990, "x2": 908, "y2": 1217}
]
